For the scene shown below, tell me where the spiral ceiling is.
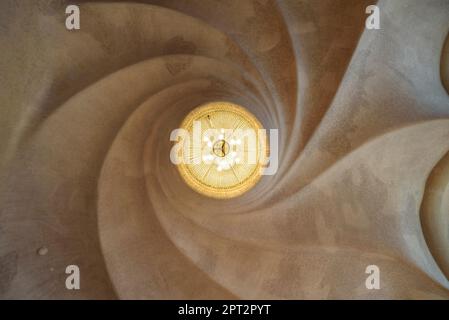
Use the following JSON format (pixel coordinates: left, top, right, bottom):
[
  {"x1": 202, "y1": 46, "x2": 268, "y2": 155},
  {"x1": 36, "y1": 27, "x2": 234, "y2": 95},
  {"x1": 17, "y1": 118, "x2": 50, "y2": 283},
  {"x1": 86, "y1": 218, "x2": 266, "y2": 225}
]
[{"x1": 0, "y1": 0, "x2": 449, "y2": 299}]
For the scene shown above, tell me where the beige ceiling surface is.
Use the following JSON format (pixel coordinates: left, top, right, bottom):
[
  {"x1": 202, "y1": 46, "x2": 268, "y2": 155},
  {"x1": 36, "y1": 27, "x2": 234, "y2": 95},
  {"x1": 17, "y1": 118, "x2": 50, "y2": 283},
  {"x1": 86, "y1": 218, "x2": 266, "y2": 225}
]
[{"x1": 0, "y1": 0, "x2": 448, "y2": 299}]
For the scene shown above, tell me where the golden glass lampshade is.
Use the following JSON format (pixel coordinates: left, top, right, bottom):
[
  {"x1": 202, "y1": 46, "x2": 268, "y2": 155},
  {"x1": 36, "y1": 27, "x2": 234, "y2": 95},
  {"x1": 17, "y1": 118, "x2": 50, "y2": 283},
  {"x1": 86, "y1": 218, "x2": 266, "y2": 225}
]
[{"x1": 174, "y1": 101, "x2": 267, "y2": 199}]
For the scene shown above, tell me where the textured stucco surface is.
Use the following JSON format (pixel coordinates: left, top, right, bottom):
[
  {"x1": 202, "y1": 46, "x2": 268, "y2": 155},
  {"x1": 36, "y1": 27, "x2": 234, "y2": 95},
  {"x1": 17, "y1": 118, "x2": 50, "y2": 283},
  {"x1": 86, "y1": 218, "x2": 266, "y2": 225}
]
[{"x1": 0, "y1": 0, "x2": 448, "y2": 299}]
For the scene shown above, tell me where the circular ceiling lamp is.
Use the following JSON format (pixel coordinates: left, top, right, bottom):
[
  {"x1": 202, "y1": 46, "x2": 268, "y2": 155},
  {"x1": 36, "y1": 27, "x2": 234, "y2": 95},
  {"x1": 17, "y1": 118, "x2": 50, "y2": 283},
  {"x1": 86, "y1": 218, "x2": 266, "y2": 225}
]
[{"x1": 174, "y1": 101, "x2": 267, "y2": 199}]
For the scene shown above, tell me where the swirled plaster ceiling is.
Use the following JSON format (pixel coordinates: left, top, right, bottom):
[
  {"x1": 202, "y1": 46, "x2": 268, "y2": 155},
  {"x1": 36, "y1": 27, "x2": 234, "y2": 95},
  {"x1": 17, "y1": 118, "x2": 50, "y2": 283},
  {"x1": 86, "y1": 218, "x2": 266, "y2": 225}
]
[{"x1": 0, "y1": 0, "x2": 448, "y2": 299}]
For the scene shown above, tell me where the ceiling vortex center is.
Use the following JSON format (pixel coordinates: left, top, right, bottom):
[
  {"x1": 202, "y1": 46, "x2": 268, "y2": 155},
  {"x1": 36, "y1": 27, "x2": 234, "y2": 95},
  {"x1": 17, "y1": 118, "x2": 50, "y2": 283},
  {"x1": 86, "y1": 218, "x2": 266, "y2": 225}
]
[{"x1": 174, "y1": 101, "x2": 267, "y2": 199}]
